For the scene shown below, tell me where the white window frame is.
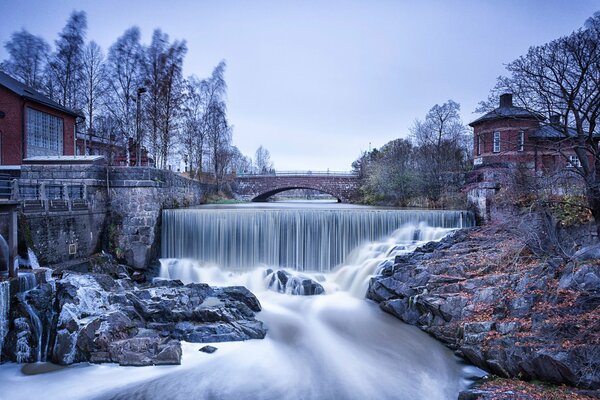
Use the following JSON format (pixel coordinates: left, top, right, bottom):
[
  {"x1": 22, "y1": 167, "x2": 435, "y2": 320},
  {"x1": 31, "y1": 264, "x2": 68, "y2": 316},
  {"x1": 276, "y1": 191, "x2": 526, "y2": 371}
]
[
  {"x1": 493, "y1": 131, "x2": 500, "y2": 153},
  {"x1": 518, "y1": 130, "x2": 525, "y2": 152},
  {"x1": 477, "y1": 134, "x2": 482, "y2": 156},
  {"x1": 568, "y1": 155, "x2": 582, "y2": 168},
  {"x1": 26, "y1": 107, "x2": 64, "y2": 157}
]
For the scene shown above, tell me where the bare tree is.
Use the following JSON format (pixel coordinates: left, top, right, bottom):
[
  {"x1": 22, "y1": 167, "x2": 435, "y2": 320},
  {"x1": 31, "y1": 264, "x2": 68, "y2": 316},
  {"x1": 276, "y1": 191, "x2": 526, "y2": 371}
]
[
  {"x1": 181, "y1": 76, "x2": 208, "y2": 178},
  {"x1": 254, "y1": 145, "x2": 273, "y2": 173},
  {"x1": 47, "y1": 11, "x2": 87, "y2": 109},
  {"x1": 410, "y1": 100, "x2": 470, "y2": 202},
  {"x1": 143, "y1": 29, "x2": 187, "y2": 169},
  {"x1": 229, "y1": 146, "x2": 253, "y2": 175},
  {"x1": 81, "y1": 41, "x2": 106, "y2": 154},
  {"x1": 105, "y1": 27, "x2": 144, "y2": 164},
  {"x1": 2, "y1": 29, "x2": 49, "y2": 90},
  {"x1": 482, "y1": 12, "x2": 600, "y2": 236}
]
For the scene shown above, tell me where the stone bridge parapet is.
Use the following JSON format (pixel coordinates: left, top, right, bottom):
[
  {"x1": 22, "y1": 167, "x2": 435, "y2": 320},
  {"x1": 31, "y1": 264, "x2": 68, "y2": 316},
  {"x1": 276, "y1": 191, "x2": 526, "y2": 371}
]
[{"x1": 233, "y1": 172, "x2": 360, "y2": 202}]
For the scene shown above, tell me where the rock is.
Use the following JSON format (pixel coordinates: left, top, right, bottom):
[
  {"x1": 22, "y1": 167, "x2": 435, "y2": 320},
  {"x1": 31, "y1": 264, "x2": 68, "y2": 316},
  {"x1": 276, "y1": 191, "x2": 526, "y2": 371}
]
[
  {"x1": 380, "y1": 299, "x2": 421, "y2": 325},
  {"x1": 199, "y1": 345, "x2": 217, "y2": 354},
  {"x1": 573, "y1": 244, "x2": 600, "y2": 261},
  {"x1": 367, "y1": 225, "x2": 600, "y2": 390},
  {"x1": 41, "y1": 271, "x2": 267, "y2": 366},
  {"x1": 559, "y1": 264, "x2": 600, "y2": 292},
  {"x1": 266, "y1": 270, "x2": 324, "y2": 296}
]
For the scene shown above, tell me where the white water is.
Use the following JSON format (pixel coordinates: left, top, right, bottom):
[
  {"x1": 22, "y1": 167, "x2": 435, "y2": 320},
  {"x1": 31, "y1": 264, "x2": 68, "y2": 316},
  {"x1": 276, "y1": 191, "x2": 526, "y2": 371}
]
[
  {"x1": 0, "y1": 203, "x2": 482, "y2": 399},
  {"x1": 0, "y1": 280, "x2": 9, "y2": 361},
  {"x1": 162, "y1": 204, "x2": 472, "y2": 271}
]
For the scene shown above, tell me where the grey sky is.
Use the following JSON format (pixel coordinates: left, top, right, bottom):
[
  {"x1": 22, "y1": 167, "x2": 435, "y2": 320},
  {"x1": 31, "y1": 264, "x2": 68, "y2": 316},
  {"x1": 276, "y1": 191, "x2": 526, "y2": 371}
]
[{"x1": 1, "y1": 0, "x2": 598, "y2": 170}]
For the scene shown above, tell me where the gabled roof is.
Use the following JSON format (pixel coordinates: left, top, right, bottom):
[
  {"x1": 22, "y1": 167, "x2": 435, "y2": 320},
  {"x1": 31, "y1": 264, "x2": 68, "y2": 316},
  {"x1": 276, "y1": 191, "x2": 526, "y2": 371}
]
[
  {"x1": 0, "y1": 71, "x2": 83, "y2": 118},
  {"x1": 469, "y1": 106, "x2": 542, "y2": 127}
]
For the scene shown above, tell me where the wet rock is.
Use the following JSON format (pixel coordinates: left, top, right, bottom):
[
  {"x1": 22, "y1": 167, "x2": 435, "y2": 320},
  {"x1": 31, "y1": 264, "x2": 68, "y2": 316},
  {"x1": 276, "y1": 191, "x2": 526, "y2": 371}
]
[
  {"x1": 367, "y1": 225, "x2": 600, "y2": 390},
  {"x1": 266, "y1": 270, "x2": 324, "y2": 296},
  {"x1": 45, "y1": 272, "x2": 266, "y2": 366},
  {"x1": 199, "y1": 345, "x2": 217, "y2": 354}
]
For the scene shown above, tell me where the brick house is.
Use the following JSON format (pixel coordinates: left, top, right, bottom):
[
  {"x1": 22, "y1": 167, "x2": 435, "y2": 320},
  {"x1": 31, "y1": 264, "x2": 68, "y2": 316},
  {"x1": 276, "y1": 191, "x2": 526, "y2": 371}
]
[
  {"x1": 469, "y1": 93, "x2": 584, "y2": 173},
  {"x1": 0, "y1": 71, "x2": 82, "y2": 165},
  {"x1": 466, "y1": 93, "x2": 590, "y2": 223}
]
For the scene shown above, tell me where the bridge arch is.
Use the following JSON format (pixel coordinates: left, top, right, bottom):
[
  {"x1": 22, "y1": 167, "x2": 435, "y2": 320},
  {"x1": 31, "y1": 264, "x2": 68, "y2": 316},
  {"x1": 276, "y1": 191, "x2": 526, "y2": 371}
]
[
  {"x1": 252, "y1": 186, "x2": 342, "y2": 202},
  {"x1": 233, "y1": 172, "x2": 359, "y2": 203}
]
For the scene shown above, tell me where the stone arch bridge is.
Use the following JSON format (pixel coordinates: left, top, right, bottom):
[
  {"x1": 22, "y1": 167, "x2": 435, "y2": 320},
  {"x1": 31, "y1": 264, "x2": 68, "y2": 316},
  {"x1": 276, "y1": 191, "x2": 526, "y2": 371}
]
[{"x1": 233, "y1": 171, "x2": 360, "y2": 202}]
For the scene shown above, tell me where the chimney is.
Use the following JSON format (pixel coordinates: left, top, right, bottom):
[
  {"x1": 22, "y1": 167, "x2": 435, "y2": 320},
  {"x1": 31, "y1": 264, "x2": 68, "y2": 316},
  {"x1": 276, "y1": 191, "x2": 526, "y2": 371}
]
[
  {"x1": 499, "y1": 93, "x2": 513, "y2": 108},
  {"x1": 549, "y1": 114, "x2": 561, "y2": 124}
]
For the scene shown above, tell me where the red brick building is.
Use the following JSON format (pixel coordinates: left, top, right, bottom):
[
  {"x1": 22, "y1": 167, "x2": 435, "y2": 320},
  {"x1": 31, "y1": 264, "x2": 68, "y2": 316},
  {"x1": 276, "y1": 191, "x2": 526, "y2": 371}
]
[
  {"x1": 0, "y1": 71, "x2": 82, "y2": 165},
  {"x1": 469, "y1": 93, "x2": 583, "y2": 173}
]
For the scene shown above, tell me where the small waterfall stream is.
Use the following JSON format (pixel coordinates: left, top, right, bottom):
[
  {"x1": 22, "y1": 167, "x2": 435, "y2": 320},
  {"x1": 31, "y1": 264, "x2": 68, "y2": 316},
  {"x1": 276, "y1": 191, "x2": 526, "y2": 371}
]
[{"x1": 0, "y1": 281, "x2": 9, "y2": 361}]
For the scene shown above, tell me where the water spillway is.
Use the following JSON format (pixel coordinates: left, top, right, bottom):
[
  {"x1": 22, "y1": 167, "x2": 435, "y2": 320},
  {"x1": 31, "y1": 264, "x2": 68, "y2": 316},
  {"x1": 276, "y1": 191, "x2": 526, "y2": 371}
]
[{"x1": 162, "y1": 204, "x2": 473, "y2": 271}]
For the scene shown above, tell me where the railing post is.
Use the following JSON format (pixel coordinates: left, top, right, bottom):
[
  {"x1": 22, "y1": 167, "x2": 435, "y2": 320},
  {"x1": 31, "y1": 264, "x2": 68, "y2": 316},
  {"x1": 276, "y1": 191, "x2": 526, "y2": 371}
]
[{"x1": 11, "y1": 179, "x2": 18, "y2": 200}]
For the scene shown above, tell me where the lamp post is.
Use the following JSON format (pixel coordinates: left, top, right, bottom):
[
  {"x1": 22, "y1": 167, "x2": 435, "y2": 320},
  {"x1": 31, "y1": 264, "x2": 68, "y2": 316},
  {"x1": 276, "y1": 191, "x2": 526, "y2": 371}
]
[{"x1": 135, "y1": 87, "x2": 147, "y2": 166}]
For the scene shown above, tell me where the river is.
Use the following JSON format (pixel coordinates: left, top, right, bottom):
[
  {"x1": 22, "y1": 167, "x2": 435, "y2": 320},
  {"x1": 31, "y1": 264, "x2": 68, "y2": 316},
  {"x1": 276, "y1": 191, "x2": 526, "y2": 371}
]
[{"x1": 0, "y1": 202, "x2": 483, "y2": 400}]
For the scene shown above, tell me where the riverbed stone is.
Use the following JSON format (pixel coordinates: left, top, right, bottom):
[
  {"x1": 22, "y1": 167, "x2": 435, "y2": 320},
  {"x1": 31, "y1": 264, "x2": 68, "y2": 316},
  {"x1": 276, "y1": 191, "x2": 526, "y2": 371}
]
[
  {"x1": 367, "y1": 225, "x2": 600, "y2": 390},
  {"x1": 30, "y1": 271, "x2": 268, "y2": 366}
]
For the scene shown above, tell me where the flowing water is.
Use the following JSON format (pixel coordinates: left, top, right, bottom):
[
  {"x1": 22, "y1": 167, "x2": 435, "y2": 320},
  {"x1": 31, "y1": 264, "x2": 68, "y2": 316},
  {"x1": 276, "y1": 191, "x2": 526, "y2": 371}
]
[{"x1": 0, "y1": 202, "x2": 482, "y2": 400}]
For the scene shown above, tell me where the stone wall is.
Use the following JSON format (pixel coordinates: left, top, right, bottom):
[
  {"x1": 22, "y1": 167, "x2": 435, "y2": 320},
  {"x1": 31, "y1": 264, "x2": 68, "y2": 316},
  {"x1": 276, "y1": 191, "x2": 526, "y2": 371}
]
[
  {"x1": 107, "y1": 167, "x2": 210, "y2": 269},
  {"x1": 0, "y1": 164, "x2": 210, "y2": 269}
]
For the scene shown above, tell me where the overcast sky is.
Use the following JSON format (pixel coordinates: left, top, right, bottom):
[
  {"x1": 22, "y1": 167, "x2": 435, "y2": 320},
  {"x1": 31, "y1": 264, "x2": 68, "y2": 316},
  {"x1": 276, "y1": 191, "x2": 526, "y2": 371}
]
[{"x1": 1, "y1": 0, "x2": 598, "y2": 170}]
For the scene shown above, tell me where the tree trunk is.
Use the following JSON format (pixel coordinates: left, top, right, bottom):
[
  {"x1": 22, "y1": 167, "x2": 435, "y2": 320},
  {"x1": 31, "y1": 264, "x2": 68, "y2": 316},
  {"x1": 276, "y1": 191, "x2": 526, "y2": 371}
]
[{"x1": 586, "y1": 184, "x2": 600, "y2": 239}]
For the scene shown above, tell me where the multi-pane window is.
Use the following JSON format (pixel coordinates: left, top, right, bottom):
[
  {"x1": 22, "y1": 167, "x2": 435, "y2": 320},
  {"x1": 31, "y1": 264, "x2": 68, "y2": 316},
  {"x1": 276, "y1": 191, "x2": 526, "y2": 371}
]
[
  {"x1": 26, "y1": 108, "x2": 64, "y2": 157},
  {"x1": 518, "y1": 130, "x2": 525, "y2": 151},
  {"x1": 568, "y1": 155, "x2": 582, "y2": 168},
  {"x1": 477, "y1": 135, "x2": 482, "y2": 156},
  {"x1": 493, "y1": 131, "x2": 501, "y2": 153}
]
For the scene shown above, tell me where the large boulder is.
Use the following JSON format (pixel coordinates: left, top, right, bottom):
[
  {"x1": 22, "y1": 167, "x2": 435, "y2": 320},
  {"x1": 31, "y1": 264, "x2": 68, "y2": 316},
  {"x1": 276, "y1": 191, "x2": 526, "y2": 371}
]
[{"x1": 47, "y1": 272, "x2": 267, "y2": 366}]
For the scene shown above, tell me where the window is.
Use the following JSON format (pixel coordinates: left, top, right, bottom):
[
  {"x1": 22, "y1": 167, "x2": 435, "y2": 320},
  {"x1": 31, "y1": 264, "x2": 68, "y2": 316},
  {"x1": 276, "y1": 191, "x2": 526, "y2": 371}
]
[
  {"x1": 477, "y1": 135, "x2": 482, "y2": 156},
  {"x1": 518, "y1": 130, "x2": 525, "y2": 152},
  {"x1": 26, "y1": 108, "x2": 64, "y2": 157},
  {"x1": 568, "y1": 155, "x2": 582, "y2": 168},
  {"x1": 493, "y1": 131, "x2": 500, "y2": 153}
]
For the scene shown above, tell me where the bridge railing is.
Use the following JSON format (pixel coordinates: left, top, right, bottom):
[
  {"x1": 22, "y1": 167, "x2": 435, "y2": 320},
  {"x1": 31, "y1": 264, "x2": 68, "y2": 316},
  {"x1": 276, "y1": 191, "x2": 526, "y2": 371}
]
[{"x1": 237, "y1": 170, "x2": 358, "y2": 177}]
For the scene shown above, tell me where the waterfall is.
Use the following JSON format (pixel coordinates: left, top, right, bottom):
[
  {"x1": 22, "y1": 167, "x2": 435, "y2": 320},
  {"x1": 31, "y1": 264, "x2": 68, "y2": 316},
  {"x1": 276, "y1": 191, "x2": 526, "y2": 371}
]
[
  {"x1": 0, "y1": 281, "x2": 9, "y2": 361},
  {"x1": 19, "y1": 294, "x2": 43, "y2": 362},
  {"x1": 18, "y1": 273, "x2": 37, "y2": 293},
  {"x1": 162, "y1": 207, "x2": 472, "y2": 272}
]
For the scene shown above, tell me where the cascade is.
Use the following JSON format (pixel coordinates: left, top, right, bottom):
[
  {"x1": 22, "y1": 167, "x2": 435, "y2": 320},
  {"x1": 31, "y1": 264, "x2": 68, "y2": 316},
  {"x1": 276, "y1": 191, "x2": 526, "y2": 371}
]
[
  {"x1": 162, "y1": 206, "x2": 472, "y2": 271},
  {"x1": 18, "y1": 272, "x2": 37, "y2": 293},
  {"x1": 0, "y1": 281, "x2": 9, "y2": 361},
  {"x1": 19, "y1": 294, "x2": 43, "y2": 362}
]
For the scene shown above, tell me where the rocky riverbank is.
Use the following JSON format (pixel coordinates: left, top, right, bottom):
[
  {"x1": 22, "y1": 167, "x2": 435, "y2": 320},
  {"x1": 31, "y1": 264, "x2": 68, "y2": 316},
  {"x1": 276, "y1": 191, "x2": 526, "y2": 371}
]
[
  {"x1": 1, "y1": 259, "x2": 266, "y2": 366},
  {"x1": 367, "y1": 224, "x2": 600, "y2": 396}
]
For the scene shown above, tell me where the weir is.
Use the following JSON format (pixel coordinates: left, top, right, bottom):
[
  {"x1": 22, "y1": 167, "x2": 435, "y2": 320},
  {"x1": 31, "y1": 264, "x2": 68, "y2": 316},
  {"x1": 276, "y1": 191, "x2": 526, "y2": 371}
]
[{"x1": 162, "y1": 206, "x2": 473, "y2": 271}]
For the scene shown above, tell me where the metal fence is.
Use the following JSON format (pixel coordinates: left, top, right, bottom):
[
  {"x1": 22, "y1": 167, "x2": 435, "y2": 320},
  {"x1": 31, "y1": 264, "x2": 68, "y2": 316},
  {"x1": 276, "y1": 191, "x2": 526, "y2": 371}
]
[{"x1": 238, "y1": 170, "x2": 357, "y2": 177}]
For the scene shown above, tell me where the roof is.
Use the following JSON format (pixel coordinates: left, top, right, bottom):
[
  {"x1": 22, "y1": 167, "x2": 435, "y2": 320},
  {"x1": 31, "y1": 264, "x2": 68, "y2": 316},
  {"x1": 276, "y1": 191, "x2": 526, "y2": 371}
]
[
  {"x1": 469, "y1": 106, "x2": 542, "y2": 127},
  {"x1": 529, "y1": 124, "x2": 591, "y2": 139},
  {"x1": 0, "y1": 71, "x2": 83, "y2": 118},
  {"x1": 23, "y1": 155, "x2": 105, "y2": 165}
]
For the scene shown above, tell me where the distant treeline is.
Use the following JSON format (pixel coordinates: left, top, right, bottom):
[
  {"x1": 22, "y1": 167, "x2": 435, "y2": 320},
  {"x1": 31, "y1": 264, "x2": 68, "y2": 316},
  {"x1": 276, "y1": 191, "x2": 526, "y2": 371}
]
[{"x1": 352, "y1": 100, "x2": 472, "y2": 208}]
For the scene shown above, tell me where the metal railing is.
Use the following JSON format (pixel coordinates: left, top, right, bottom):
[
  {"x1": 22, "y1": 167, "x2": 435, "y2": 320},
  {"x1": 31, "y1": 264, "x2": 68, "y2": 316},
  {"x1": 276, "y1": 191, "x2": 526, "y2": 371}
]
[{"x1": 238, "y1": 170, "x2": 357, "y2": 177}]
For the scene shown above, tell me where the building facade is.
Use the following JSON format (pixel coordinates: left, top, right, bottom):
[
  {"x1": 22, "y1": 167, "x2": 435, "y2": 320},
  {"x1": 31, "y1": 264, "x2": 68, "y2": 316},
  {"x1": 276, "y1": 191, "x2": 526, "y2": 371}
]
[
  {"x1": 0, "y1": 71, "x2": 81, "y2": 165},
  {"x1": 466, "y1": 93, "x2": 589, "y2": 223},
  {"x1": 469, "y1": 93, "x2": 584, "y2": 173}
]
